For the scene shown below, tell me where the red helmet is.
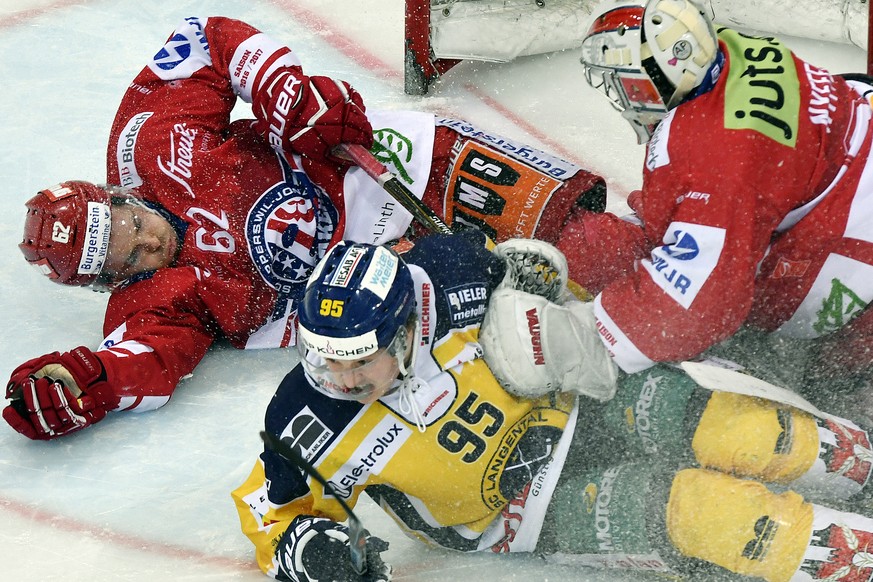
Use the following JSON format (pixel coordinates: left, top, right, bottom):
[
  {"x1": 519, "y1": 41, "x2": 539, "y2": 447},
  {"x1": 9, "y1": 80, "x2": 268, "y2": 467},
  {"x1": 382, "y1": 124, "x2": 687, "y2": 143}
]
[{"x1": 20, "y1": 181, "x2": 113, "y2": 287}]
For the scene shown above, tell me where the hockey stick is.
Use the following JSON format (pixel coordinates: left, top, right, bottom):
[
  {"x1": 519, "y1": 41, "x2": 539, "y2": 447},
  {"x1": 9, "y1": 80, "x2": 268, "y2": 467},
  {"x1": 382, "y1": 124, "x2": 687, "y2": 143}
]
[
  {"x1": 259, "y1": 430, "x2": 369, "y2": 576},
  {"x1": 338, "y1": 143, "x2": 454, "y2": 235}
]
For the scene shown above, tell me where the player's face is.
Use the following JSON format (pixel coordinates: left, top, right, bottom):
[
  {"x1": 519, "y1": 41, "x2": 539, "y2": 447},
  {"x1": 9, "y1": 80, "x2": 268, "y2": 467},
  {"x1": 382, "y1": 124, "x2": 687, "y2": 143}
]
[
  {"x1": 322, "y1": 349, "x2": 401, "y2": 404},
  {"x1": 103, "y1": 205, "x2": 178, "y2": 282}
]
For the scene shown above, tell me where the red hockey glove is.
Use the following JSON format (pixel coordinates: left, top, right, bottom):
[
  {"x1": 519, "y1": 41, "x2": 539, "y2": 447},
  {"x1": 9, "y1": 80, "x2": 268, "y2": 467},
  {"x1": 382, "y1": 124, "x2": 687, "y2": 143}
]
[
  {"x1": 3, "y1": 347, "x2": 119, "y2": 440},
  {"x1": 255, "y1": 70, "x2": 373, "y2": 165}
]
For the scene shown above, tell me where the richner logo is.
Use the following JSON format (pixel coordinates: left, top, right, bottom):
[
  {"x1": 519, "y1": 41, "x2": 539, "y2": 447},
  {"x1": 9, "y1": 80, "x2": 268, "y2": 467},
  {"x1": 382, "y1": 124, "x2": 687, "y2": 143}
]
[
  {"x1": 445, "y1": 283, "x2": 488, "y2": 326},
  {"x1": 419, "y1": 282, "x2": 432, "y2": 345}
]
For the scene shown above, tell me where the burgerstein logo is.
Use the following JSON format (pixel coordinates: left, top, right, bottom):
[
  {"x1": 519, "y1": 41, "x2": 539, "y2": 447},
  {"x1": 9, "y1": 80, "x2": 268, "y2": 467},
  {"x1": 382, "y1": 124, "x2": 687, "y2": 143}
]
[
  {"x1": 246, "y1": 166, "x2": 337, "y2": 295},
  {"x1": 77, "y1": 202, "x2": 111, "y2": 275}
]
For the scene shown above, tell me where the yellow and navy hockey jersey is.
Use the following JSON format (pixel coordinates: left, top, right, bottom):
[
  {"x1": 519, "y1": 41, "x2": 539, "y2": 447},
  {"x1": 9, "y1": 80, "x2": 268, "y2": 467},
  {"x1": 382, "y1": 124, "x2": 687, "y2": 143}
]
[{"x1": 232, "y1": 233, "x2": 578, "y2": 577}]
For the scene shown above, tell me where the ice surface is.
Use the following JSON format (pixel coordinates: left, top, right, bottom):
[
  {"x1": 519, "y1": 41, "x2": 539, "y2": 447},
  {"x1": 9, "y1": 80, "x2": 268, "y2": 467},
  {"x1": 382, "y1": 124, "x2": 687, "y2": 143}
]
[{"x1": 0, "y1": 1, "x2": 866, "y2": 580}]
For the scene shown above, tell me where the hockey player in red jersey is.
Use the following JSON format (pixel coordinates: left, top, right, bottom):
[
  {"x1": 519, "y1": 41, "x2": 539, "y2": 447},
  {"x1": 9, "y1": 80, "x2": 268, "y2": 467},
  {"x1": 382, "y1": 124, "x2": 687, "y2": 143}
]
[
  {"x1": 497, "y1": 0, "x2": 873, "y2": 410},
  {"x1": 3, "y1": 16, "x2": 605, "y2": 441}
]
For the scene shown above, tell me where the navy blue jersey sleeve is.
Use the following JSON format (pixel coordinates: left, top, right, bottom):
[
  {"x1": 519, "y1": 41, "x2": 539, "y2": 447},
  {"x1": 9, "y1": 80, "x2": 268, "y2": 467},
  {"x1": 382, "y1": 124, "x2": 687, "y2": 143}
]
[
  {"x1": 402, "y1": 231, "x2": 505, "y2": 336},
  {"x1": 261, "y1": 365, "x2": 364, "y2": 504}
]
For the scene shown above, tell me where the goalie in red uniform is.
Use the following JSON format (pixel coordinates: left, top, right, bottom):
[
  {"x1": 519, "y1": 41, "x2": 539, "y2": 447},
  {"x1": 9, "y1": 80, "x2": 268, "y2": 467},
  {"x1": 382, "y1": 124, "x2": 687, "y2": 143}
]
[
  {"x1": 486, "y1": 0, "x2": 873, "y2": 418},
  {"x1": 2, "y1": 15, "x2": 605, "y2": 440},
  {"x1": 468, "y1": 2, "x2": 873, "y2": 579}
]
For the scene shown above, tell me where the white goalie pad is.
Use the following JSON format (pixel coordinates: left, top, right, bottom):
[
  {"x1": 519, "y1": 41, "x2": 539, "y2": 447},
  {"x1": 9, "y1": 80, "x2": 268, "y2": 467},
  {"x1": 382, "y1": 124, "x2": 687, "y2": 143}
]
[
  {"x1": 481, "y1": 288, "x2": 618, "y2": 401},
  {"x1": 681, "y1": 360, "x2": 847, "y2": 423},
  {"x1": 429, "y1": 0, "x2": 867, "y2": 64}
]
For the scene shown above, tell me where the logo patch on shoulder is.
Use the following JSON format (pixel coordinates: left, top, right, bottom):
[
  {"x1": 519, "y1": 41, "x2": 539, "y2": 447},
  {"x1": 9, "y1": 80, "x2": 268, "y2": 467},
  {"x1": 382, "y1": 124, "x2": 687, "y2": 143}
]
[
  {"x1": 444, "y1": 282, "x2": 488, "y2": 326},
  {"x1": 148, "y1": 17, "x2": 212, "y2": 80},
  {"x1": 642, "y1": 222, "x2": 725, "y2": 309},
  {"x1": 279, "y1": 406, "x2": 334, "y2": 461}
]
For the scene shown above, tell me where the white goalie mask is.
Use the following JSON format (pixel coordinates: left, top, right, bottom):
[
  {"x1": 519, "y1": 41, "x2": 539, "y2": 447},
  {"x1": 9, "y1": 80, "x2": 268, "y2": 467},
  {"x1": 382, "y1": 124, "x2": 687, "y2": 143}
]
[{"x1": 580, "y1": 0, "x2": 719, "y2": 143}]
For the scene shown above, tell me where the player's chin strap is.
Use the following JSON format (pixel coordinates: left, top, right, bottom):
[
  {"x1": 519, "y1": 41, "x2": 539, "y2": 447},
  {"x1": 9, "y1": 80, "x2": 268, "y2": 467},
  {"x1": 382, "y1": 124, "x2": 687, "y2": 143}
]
[{"x1": 395, "y1": 321, "x2": 427, "y2": 433}]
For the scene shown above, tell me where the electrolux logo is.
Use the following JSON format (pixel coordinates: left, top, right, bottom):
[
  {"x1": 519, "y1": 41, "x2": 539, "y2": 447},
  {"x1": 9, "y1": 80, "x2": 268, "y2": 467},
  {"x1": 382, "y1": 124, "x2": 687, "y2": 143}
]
[{"x1": 324, "y1": 417, "x2": 412, "y2": 499}]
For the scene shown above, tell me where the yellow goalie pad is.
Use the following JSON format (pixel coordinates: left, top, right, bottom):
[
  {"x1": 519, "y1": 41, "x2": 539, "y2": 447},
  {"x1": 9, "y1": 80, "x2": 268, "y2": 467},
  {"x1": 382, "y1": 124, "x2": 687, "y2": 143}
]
[
  {"x1": 691, "y1": 391, "x2": 820, "y2": 483},
  {"x1": 666, "y1": 468, "x2": 812, "y2": 582}
]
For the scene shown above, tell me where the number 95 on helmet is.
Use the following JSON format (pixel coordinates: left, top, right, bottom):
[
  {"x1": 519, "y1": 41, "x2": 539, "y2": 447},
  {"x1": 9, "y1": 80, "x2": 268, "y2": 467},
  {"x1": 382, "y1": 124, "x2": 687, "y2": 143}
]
[
  {"x1": 580, "y1": 0, "x2": 719, "y2": 143},
  {"x1": 297, "y1": 242, "x2": 418, "y2": 402}
]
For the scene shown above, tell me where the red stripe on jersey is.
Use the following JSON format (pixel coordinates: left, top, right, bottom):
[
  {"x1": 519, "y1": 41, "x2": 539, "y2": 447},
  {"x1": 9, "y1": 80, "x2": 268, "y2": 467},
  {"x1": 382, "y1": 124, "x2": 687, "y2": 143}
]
[
  {"x1": 588, "y1": 6, "x2": 643, "y2": 36},
  {"x1": 118, "y1": 396, "x2": 143, "y2": 411},
  {"x1": 251, "y1": 48, "x2": 295, "y2": 95}
]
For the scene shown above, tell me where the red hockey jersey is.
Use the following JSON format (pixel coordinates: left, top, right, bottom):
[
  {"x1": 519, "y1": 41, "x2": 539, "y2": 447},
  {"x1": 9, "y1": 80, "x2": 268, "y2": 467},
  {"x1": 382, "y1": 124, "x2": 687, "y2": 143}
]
[
  {"x1": 92, "y1": 16, "x2": 602, "y2": 412},
  {"x1": 96, "y1": 16, "x2": 438, "y2": 411},
  {"x1": 569, "y1": 29, "x2": 873, "y2": 377}
]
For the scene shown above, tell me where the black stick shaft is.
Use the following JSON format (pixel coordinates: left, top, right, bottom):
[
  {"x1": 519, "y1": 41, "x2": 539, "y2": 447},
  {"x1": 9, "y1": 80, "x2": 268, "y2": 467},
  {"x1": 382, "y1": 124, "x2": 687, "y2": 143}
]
[
  {"x1": 339, "y1": 143, "x2": 454, "y2": 235},
  {"x1": 260, "y1": 431, "x2": 368, "y2": 575}
]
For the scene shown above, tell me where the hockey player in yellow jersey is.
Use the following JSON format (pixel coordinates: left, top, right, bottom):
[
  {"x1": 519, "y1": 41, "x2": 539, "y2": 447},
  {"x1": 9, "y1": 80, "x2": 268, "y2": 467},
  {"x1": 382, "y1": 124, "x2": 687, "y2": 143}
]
[{"x1": 232, "y1": 229, "x2": 873, "y2": 582}]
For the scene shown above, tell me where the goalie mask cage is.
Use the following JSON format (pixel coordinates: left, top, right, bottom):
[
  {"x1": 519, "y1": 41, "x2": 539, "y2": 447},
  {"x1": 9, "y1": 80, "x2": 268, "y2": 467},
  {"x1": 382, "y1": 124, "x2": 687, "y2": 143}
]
[{"x1": 404, "y1": 0, "x2": 873, "y2": 95}]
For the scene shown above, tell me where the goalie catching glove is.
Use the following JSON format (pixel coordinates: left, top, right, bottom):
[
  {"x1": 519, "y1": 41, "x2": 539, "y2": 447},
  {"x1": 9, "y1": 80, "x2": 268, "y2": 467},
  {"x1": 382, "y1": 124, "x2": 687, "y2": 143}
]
[
  {"x1": 276, "y1": 516, "x2": 391, "y2": 582},
  {"x1": 3, "y1": 346, "x2": 119, "y2": 440},
  {"x1": 482, "y1": 238, "x2": 617, "y2": 401},
  {"x1": 481, "y1": 290, "x2": 618, "y2": 401},
  {"x1": 492, "y1": 238, "x2": 569, "y2": 303},
  {"x1": 254, "y1": 70, "x2": 373, "y2": 166}
]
